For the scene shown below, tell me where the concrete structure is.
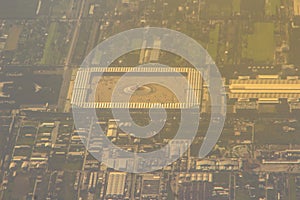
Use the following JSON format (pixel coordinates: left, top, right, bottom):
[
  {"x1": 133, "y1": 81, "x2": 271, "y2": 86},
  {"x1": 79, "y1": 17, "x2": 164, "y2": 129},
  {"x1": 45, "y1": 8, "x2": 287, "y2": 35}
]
[
  {"x1": 289, "y1": 101, "x2": 300, "y2": 111},
  {"x1": 195, "y1": 160, "x2": 217, "y2": 171},
  {"x1": 0, "y1": 81, "x2": 13, "y2": 98},
  {"x1": 149, "y1": 38, "x2": 161, "y2": 62},
  {"x1": 169, "y1": 139, "x2": 191, "y2": 158},
  {"x1": 229, "y1": 76, "x2": 300, "y2": 100},
  {"x1": 294, "y1": 0, "x2": 300, "y2": 16},
  {"x1": 72, "y1": 66, "x2": 202, "y2": 109},
  {"x1": 107, "y1": 119, "x2": 118, "y2": 137},
  {"x1": 141, "y1": 174, "x2": 160, "y2": 199},
  {"x1": 217, "y1": 159, "x2": 241, "y2": 171},
  {"x1": 194, "y1": 159, "x2": 242, "y2": 171},
  {"x1": 105, "y1": 172, "x2": 127, "y2": 197}
]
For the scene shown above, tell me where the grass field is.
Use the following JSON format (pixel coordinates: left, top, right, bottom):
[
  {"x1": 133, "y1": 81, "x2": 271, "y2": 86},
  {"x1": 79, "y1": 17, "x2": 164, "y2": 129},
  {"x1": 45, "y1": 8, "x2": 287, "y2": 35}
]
[
  {"x1": 3, "y1": 173, "x2": 32, "y2": 199},
  {"x1": 232, "y1": 0, "x2": 241, "y2": 14},
  {"x1": 255, "y1": 120, "x2": 300, "y2": 145},
  {"x1": 41, "y1": 22, "x2": 69, "y2": 65},
  {"x1": 64, "y1": 160, "x2": 83, "y2": 170},
  {"x1": 241, "y1": 0, "x2": 265, "y2": 16},
  {"x1": 16, "y1": 137, "x2": 35, "y2": 146},
  {"x1": 51, "y1": 0, "x2": 72, "y2": 17},
  {"x1": 41, "y1": 22, "x2": 58, "y2": 64},
  {"x1": 205, "y1": 0, "x2": 232, "y2": 17},
  {"x1": 289, "y1": 24, "x2": 300, "y2": 65},
  {"x1": 0, "y1": 131, "x2": 7, "y2": 161},
  {"x1": 5, "y1": 25, "x2": 23, "y2": 51},
  {"x1": 242, "y1": 22, "x2": 275, "y2": 63},
  {"x1": 58, "y1": 172, "x2": 77, "y2": 200},
  {"x1": 236, "y1": 190, "x2": 252, "y2": 200},
  {"x1": 288, "y1": 175, "x2": 296, "y2": 200},
  {"x1": 0, "y1": 0, "x2": 38, "y2": 19},
  {"x1": 265, "y1": 0, "x2": 281, "y2": 16},
  {"x1": 72, "y1": 20, "x2": 93, "y2": 64},
  {"x1": 38, "y1": 0, "x2": 51, "y2": 15},
  {"x1": 208, "y1": 24, "x2": 220, "y2": 61}
]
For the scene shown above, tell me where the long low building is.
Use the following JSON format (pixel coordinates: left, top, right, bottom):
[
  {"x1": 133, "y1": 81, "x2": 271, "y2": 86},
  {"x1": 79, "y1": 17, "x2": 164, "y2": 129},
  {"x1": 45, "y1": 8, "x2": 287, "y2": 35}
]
[
  {"x1": 295, "y1": 0, "x2": 300, "y2": 16},
  {"x1": 229, "y1": 76, "x2": 300, "y2": 100},
  {"x1": 105, "y1": 172, "x2": 127, "y2": 198}
]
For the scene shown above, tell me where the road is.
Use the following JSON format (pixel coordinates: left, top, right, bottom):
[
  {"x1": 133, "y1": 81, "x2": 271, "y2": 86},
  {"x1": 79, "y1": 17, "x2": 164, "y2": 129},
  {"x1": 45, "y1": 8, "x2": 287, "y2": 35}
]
[
  {"x1": 77, "y1": 118, "x2": 94, "y2": 199},
  {"x1": 130, "y1": 174, "x2": 137, "y2": 200},
  {"x1": 57, "y1": 0, "x2": 85, "y2": 112},
  {"x1": 0, "y1": 111, "x2": 20, "y2": 200}
]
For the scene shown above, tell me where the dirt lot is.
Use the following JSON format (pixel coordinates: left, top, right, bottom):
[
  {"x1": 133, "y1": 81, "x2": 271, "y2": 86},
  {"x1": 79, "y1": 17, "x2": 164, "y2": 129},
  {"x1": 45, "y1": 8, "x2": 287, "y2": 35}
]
[
  {"x1": 94, "y1": 76, "x2": 183, "y2": 103},
  {"x1": 5, "y1": 25, "x2": 23, "y2": 51}
]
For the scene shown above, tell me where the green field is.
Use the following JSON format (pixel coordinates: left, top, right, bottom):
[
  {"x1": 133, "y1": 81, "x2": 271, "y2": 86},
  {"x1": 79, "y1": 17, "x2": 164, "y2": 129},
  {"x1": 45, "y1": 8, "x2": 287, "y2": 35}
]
[
  {"x1": 288, "y1": 175, "x2": 296, "y2": 200},
  {"x1": 255, "y1": 120, "x2": 300, "y2": 145},
  {"x1": 3, "y1": 173, "x2": 33, "y2": 200},
  {"x1": 241, "y1": 0, "x2": 265, "y2": 16},
  {"x1": 64, "y1": 159, "x2": 83, "y2": 170},
  {"x1": 236, "y1": 190, "x2": 252, "y2": 200},
  {"x1": 58, "y1": 172, "x2": 77, "y2": 200},
  {"x1": 289, "y1": 27, "x2": 300, "y2": 64},
  {"x1": 72, "y1": 20, "x2": 93, "y2": 64},
  {"x1": 0, "y1": 0, "x2": 38, "y2": 18},
  {"x1": 51, "y1": 0, "x2": 72, "y2": 17},
  {"x1": 41, "y1": 22, "x2": 69, "y2": 65},
  {"x1": 16, "y1": 137, "x2": 35, "y2": 145},
  {"x1": 213, "y1": 172, "x2": 230, "y2": 184},
  {"x1": 14, "y1": 148, "x2": 32, "y2": 157},
  {"x1": 232, "y1": 0, "x2": 241, "y2": 13},
  {"x1": 208, "y1": 24, "x2": 220, "y2": 61},
  {"x1": 41, "y1": 22, "x2": 59, "y2": 64},
  {"x1": 265, "y1": 0, "x2": 281, "y2": 16},
  {"x1": 205, "y1": 0, "x2": 233, "y2": 17},
  {"x1": 242, "y1": 22, "x2": 275, "y2": 63},
  {"x1": 5, "y1": 25, "x2": 23, "y2": 50}
]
